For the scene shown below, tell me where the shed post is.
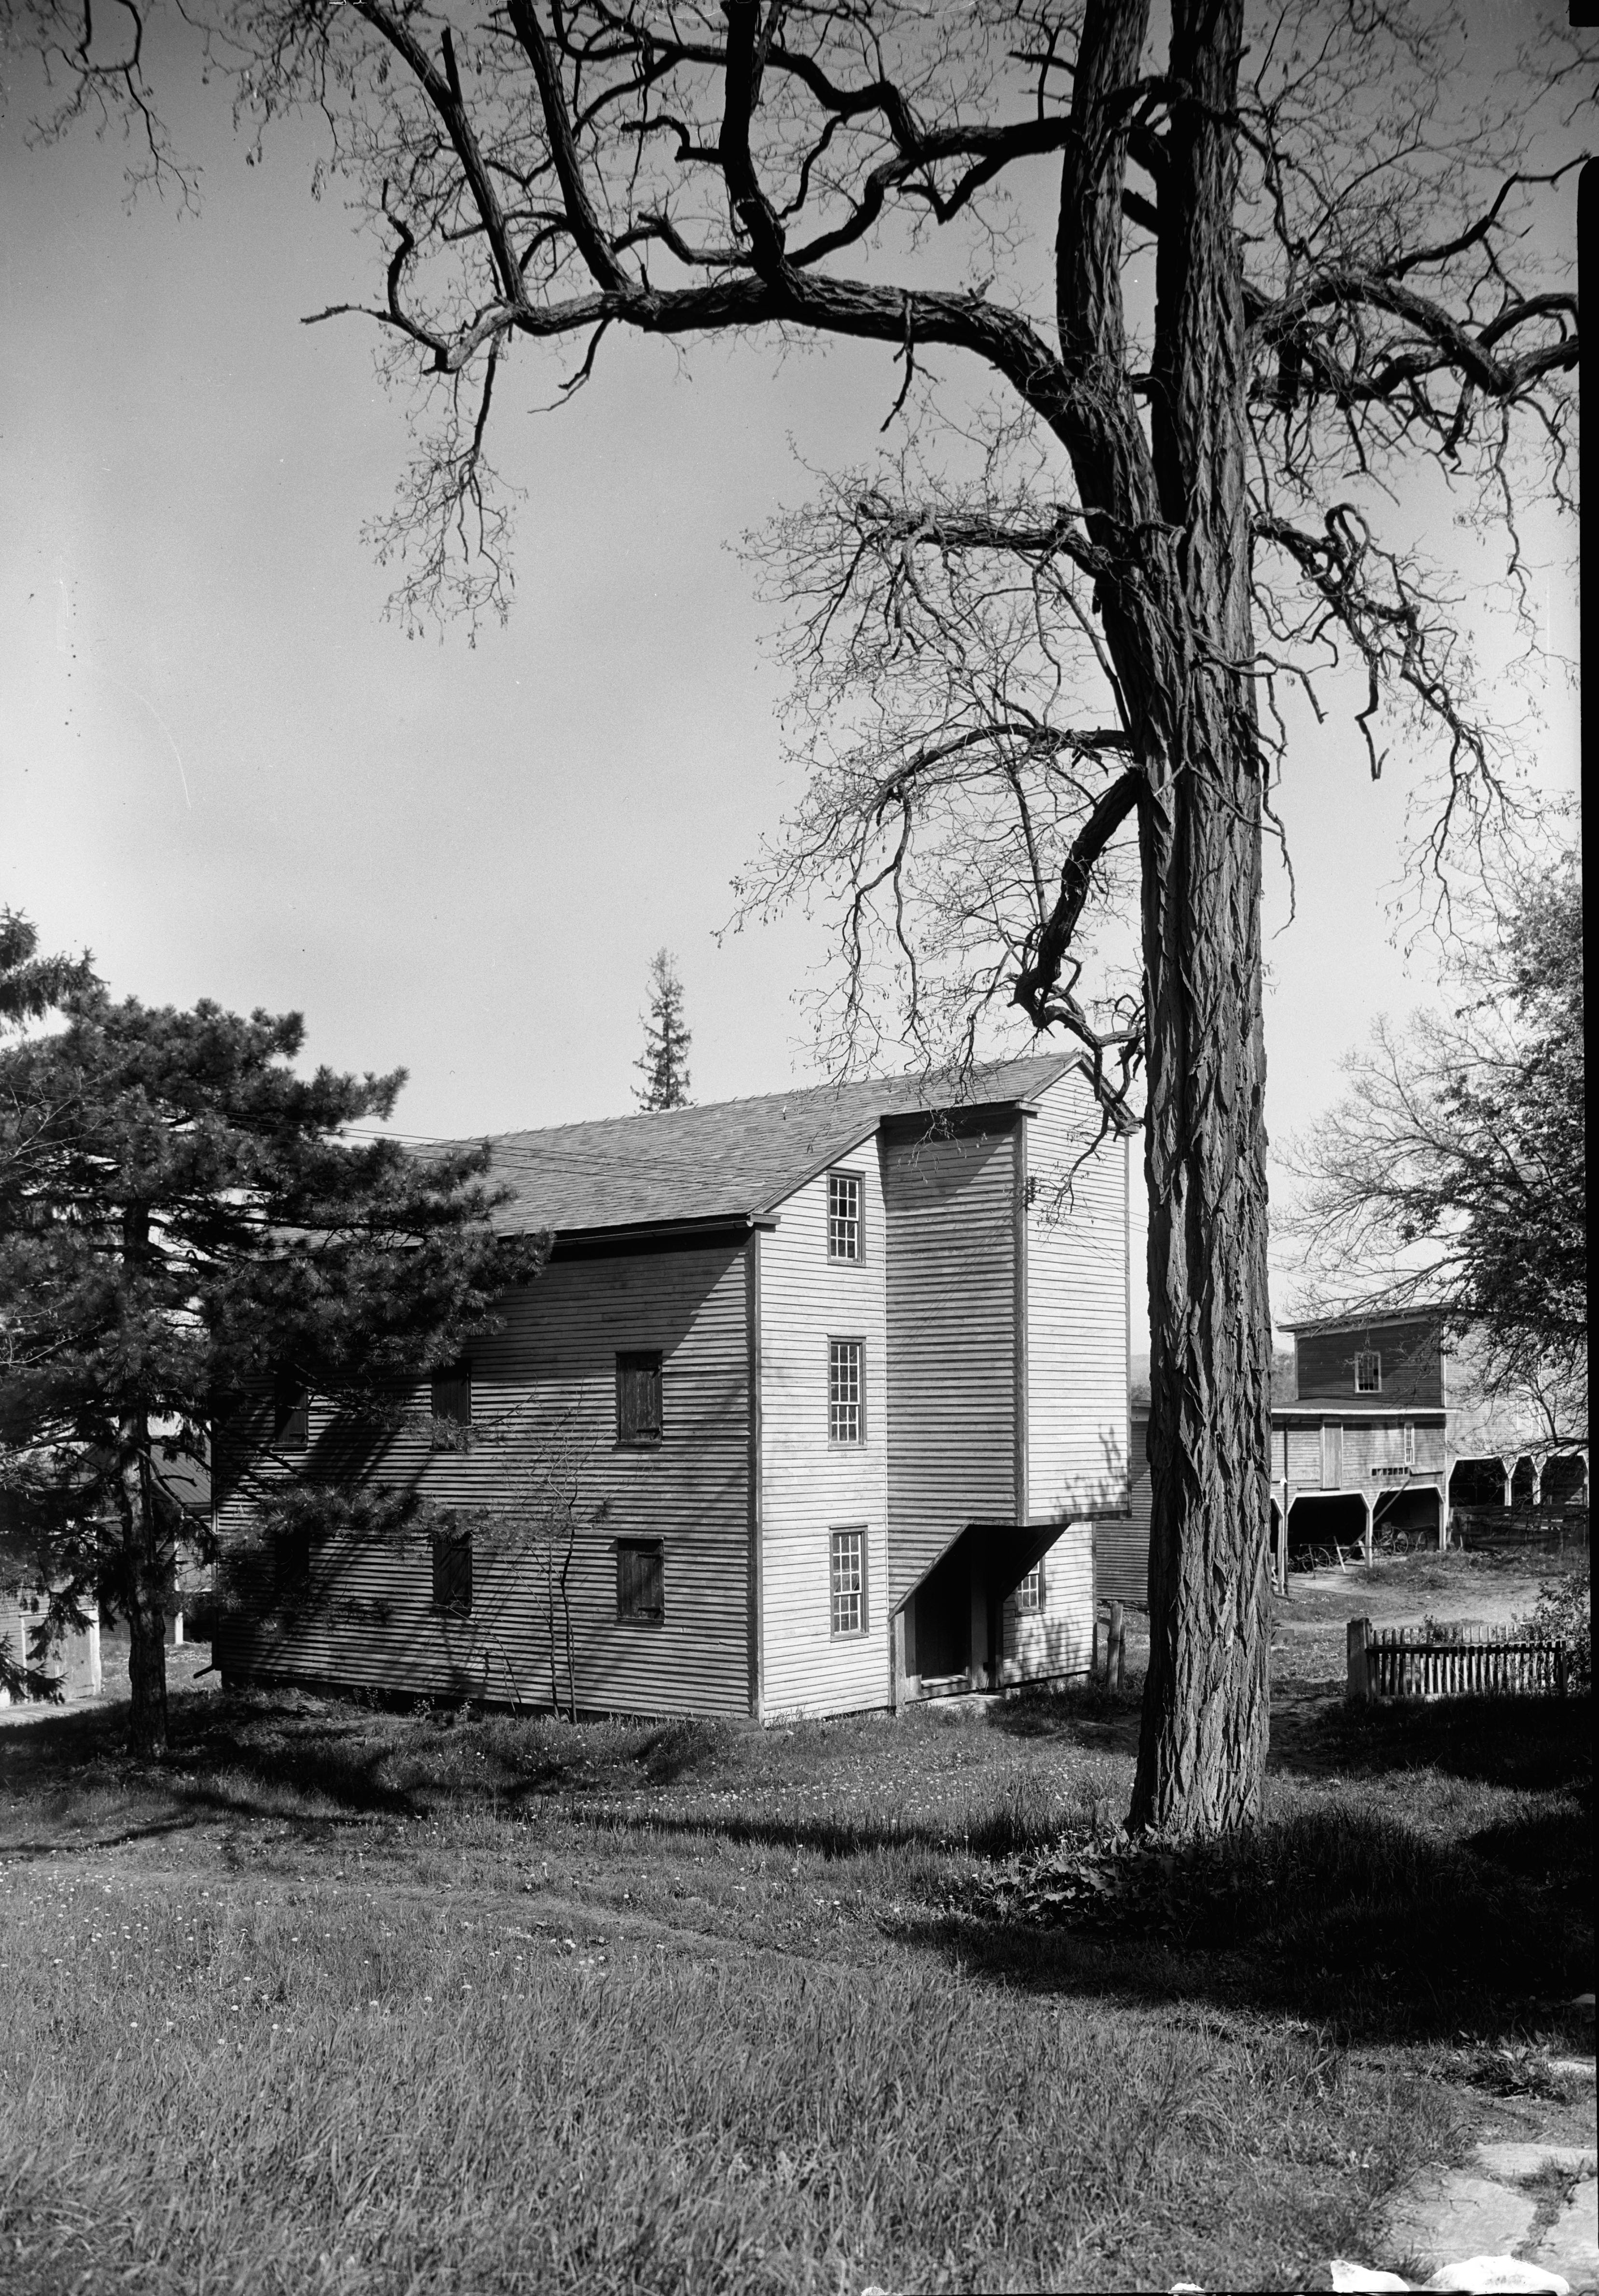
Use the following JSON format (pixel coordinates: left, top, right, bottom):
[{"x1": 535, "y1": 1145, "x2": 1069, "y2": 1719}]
[
  {"x1": 1361, "y1": 1494, "x2": 1374, "y2": 1568},
  {"x1": 890, "y1": 1606, "x2": 906, "y2": 1717}
]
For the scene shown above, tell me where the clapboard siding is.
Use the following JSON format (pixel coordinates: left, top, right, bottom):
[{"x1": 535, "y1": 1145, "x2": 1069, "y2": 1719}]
[
  {"x1": 216, "y1": 1243, "x2": 753, "y2": 1716},
  {"x1": 1025, "y1": 1072, "x2": 1131, "y2": 1525},
  {"x1": 1000, "y1": 1524, "x2": 1095, "y2": 1682},
  {"x1": 758, "y1": 1159, "x2": 890, "y2": 1717},
  {"x1": 883, "y1": 1119, "x2": 1019, "y2": 1607},
  {"x1": 1102, "y1": 1406, "x2": 1150, "y2": 1604}
]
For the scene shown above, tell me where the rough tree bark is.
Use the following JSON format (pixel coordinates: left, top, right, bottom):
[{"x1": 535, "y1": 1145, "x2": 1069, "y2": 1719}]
[{"x1": 1046, "y1": 0, "x2": 1273, "y2": 1827}]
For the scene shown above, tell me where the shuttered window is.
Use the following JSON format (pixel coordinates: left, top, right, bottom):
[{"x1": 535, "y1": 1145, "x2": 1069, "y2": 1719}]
[
  {"x1": 828, "y1": 1339, "x2": 864, "y2": 1445},
  {"x1": 829, "y1": 1527, "x2": 866, "y2": 1637},
  {"x1": 827, "y1": 1170, "x2": 862, "y2": 1261},
  {"x1": 1354, "y1": 1351, "x2": 1381, "y2": 1393},
  {"x1": 1016, "y1": 1561, "x2": 1044, "y2": 1615},
  {"x1": 431, "y1": 1362, "x2": 472, "y2": 1445},
  {"x1": 273, "y1": 1374, "x2": 309, "y2": 1452},
  {"x1": 431, "y1": 1526, "x2": 472, "y2": 1618},
  {"x1": 617, "y1": 1539, "x2": 664, "y2": 1625},
  {"x1": 616, "y1": 1352, "x2": 663, "y2": 1446}
]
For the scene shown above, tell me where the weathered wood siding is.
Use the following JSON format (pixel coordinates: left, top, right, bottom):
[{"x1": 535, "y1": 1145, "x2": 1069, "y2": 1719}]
[
  {"x1": 216, "y1": 1243, "x2": 753, "y2": 1717},
  {"x1": 883, "y1": 1116, "x2": 1019, "y2": 1608},
  {"x1": 1104, "y1": 1405, "x2": 1151, "y2": 1604},
  {"x1": 1025, "y1": 1072, "x2": 1131, "y2": 1526},
  {"x1": 1295, "y1": 1317, "x2": 1444, "y2": 1406},
  {"x1": 999, "y1": 1524, "x2": 1095, "y2": 1683},
  {"x1": 758, "y1": 1157, "x2": 890, "y2": 1718}
]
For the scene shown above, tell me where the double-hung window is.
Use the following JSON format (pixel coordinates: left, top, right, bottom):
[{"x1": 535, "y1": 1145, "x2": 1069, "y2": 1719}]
[
  {"x1": 1402, "y1": 1420, "x2": 1416, "y2": 1469},
  {"x1": 1016, "y1": 1561, "x2": 1044, "y2": 1616},
  {"x1": 828, "y1": 1339, "x2": 864, "y2": 1445},
  {"x1": 1354, "y1": 1351, "x2": 1381, "y2": 1394},
  {"x1": 829, "y1": 1527, "x2": 867, "y2": 1637},
  {"x1": 827, "y1": 1170, "x2": 862, "y2": 1262}
]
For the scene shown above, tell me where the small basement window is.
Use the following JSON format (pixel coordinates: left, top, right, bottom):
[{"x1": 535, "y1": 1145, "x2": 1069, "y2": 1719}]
[
  {"x1": 828, "y1": 1339, "x2": 864, "y2": 1445},
  {"x1": 829, "y1": 1526, "x2": 867, "y2": 1637},
  {"x1": 1016, "y1": 1561, "x2": 1044, "y2": 1616},
  {"x1": 432, "y1": 1525, "x2": 472, "y2": 1619},
  {"x1": 827, "y1": 1170, "x2": 863, "y2": 1261},
  {"x1": 1354, "y1": 1351, "x2": 1382, "y2": 1394},
  {"x1": 617, "y1": 1539, "x2": 664, "y2": 1625},
  {"x1": 616, "y1": 1351, "x2": 663, "y2": 1447},
  {"x1": 431, "y1": 1362, "x2": 472, "y2": 1445}
]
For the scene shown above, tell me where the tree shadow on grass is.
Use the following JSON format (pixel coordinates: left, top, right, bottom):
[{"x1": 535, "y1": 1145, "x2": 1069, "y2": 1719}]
[
  {"x1": 1268, "y1": 1689, "x2": 1593, "y2": 1794},
  {"x1": 889, "y1": 1797, "x2": 1594, "y2": 2050}
]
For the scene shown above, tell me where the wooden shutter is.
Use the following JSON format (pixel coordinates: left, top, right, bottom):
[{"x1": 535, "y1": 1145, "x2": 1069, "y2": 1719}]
[
  {"x1": 616, "y1": 1352, "x2": 663, "y2": 1445},
  {"x1": 432, "y1": 1527, "x2": 472, "y2": 1618},
  {"x1": 616, "y1": 1539, "x2": 664, "y2": 1622}
]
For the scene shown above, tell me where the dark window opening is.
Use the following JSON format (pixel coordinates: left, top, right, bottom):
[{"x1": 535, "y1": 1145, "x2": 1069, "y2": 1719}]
[
  {"x1": 1354, "y1": 1351, "x2": 1382, "y2": 1394},
  {"x1": 617, "y1": 1538, "x2": 664, "y2": 1624},
  {"x1": 273, "y1": 1374, "x2": 309, "y2": 1451},
  {"x1": 432, "y1": 1525, "x2": 473, "y2": 1618},
  {"x1": 616, "y1": 1352, "x2": 663, "y2": 1447},
  {"x1": 431, "y1": 1362, "x2": 472, "y2": 1445}
]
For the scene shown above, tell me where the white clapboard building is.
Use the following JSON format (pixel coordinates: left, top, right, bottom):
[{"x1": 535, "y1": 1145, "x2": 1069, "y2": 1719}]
[{"x1": 216, "y1": 1055, "x2": 1132, "y2": 1720}]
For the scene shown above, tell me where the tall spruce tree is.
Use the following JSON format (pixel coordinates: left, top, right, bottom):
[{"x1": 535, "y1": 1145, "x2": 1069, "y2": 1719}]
[
  {"x1": 634, "y1": 950, "x2": 693, "y2": 1113},
  {"x1": 0, "y1": 963, "x2": 540, "y2": 1754}
]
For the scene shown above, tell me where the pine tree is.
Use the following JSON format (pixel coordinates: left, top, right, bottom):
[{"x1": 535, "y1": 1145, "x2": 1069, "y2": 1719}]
[
  {"x1": 633, "y1": 950, "x2": 692, "y2": 1112},
  {"x1": 0, "y1": 959, "x2": 540, "y2": 1755},
  {"x1": 0, "y1": 911, "x2": 97, "y2": 1029}
]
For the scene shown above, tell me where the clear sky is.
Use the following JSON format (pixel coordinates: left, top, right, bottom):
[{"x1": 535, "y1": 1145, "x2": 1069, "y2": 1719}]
[{"x1": 0, "y1": 13, "x2": 1580, "y2": 1358}]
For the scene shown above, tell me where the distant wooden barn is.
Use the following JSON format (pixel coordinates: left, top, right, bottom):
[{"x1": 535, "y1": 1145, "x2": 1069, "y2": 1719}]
[
  {"x1": 1112, "y1": 1310, "x2": 1588, "y2": 1607},
  {"x1": 215, "y1": 1055, "x2": 1134, "y2": 1720}
]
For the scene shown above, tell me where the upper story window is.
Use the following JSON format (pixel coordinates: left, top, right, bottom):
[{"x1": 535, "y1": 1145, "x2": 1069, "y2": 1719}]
[
  {"x1": 1354, "y1": 1351, "x2": 1382, "y2": 1394},
  {"x1": 430, "y1": 1361, "x2": 472, "y2": 1447},
  {"x1": 616, "y1": 1351, "x2": 663, "y2": 1447},
  {"x1": 273, "y1": 1373, "x2": 309, "y2": 1452},
  {"x1": 827, "y1": 1170, "x2": 863, "y2": 1261},
  {"x1": 828, "y1": 1339, "x2": 864, "y2": 1445}
]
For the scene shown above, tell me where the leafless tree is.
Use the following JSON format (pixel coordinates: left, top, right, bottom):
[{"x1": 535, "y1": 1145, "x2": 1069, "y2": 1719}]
[
  {"x1": 1280, "y1": 837, "x2": 1585, "y2": 1452},
  {"x1": 18, "y1": 0, "x2": 1585, "y2": 1831}
]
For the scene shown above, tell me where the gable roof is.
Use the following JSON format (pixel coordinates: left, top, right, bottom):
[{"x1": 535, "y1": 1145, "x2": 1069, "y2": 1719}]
[{"x1": 464, "y1": 1052, "x2": 1085, "y2": 1239}]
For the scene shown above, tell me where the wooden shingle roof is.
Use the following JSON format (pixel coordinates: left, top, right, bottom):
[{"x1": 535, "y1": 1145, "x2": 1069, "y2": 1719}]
[{"x1": 469, "y1": 1052, "x2": 1082, "y2": 1239}]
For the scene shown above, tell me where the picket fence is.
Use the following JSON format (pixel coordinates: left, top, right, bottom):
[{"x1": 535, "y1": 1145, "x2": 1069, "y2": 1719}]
[{"x1": 1347, "y1": 1617, "x2": 1570, "y2": 1703}]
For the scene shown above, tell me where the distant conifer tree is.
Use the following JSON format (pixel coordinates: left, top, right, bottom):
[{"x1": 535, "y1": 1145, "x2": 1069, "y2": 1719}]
[{"x1": 634, "y1": 950, "x2": 692, "y2": 1112}]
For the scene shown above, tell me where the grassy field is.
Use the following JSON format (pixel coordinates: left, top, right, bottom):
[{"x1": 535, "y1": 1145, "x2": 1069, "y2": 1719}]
[{"x1": 0, "y1": 1562, "x2": 1591, "y2": 2294}]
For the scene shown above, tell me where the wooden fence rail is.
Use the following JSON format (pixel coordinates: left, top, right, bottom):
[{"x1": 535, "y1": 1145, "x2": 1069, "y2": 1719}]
[{"x1": 1347, "y1": 1618, "x2": 1571, "y2": 1703}]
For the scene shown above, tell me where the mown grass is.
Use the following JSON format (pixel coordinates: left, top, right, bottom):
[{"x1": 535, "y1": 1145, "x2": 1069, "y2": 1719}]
[{"x1": 0, "y1": 1675, "x2": 1590, "y2": 2295}]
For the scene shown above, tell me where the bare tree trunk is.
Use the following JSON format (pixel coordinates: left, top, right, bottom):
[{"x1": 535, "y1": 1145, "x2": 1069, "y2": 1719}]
[
  {"x1": 118, "y1": 1437, "x2": 169, "y2": 1760},
  {"x1": 1123, "y1": 0, "x2": 1273, "y2": 1833}
]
